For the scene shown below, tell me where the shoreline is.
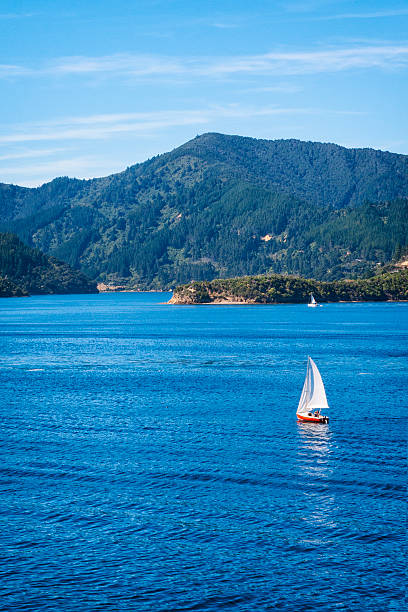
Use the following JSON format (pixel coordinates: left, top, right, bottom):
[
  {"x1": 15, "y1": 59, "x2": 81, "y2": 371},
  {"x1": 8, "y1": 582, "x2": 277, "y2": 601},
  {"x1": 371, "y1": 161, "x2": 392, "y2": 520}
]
[
  {"x1": 167, "y1": 298, "x2": 408, "y2": 305},
  {"x1": 97, "y1": 284, "x2": 169, "y2": 294}
]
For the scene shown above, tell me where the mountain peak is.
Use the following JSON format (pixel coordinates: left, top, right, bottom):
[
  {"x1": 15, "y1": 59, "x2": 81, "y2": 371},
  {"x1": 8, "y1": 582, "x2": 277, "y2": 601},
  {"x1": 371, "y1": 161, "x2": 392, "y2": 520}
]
[{"x1": 0, "y1": 134, "x2": 406, "y2": 290}]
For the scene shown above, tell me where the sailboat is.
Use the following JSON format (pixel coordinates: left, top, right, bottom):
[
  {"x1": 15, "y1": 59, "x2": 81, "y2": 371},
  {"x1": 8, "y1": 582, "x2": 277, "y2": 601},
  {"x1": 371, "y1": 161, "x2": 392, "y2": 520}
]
[
  {"x1": 308, "y1": 293, "x2": 319, "y2": 307},
  {"x1": 297, "y1": 357, "x2": 329, "y2": 423}
]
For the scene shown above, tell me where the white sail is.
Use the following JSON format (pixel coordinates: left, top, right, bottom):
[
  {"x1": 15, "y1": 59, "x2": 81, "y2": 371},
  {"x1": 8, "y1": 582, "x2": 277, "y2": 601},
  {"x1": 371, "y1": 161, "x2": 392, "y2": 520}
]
[
  {"x1": 297, "y1": 357, "x2": 329, "y2": 414},
  {"x1": 307, "y1": 357, "x2": 329, "y2": 409},
  {"x1": 310, "y1": 294, "x2": 317, "y2": 305},
  {"x1": 297, "y1": 358, "x2": 312, "y2": 414}
]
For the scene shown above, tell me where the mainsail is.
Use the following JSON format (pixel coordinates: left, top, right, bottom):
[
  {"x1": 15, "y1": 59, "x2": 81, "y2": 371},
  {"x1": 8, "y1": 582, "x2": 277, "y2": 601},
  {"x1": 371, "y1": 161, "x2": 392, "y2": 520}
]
[{"x1": 297, "y1": 357, "x2": 329, "y2": 415}]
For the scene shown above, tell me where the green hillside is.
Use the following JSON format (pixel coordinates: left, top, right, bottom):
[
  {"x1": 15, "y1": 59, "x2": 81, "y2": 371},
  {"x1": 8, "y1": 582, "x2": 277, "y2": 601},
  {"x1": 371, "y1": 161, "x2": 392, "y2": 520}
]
[
  {"x1": 0, "y1": 233, "x2": 98, "y2": 296},
  {"x1": 0, "y1": 276, "x2": 28, "y2": 298},
  {"x1": 170, "y1": 270, "x2": 408, "y2": 304},
  {"x1": 1, "y1": 134, "x2": 407, "y2": 289}
]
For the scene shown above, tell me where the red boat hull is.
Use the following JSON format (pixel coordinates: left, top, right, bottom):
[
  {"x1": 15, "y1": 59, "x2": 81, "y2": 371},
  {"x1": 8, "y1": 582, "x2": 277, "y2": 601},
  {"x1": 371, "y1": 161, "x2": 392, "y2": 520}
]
[{"x1": 297, "y1": 413, "x2": 329, "y2": 423}]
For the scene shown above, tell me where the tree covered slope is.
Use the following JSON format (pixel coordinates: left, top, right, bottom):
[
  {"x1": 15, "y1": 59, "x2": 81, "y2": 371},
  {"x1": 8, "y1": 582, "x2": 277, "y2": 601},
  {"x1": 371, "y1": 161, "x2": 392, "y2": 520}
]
[
  {"x1": 170, "y1": 270, "x2": 408, "y2": 304},
  {"x1": 0, "y1": 276, "x2": 28, "y2": 298},
  {"x1": 0, "y1": 133, "x2": 407, "y2": 289},
  {"x1": 0, "y1": 233, "x2": 98, "y2": 296}
]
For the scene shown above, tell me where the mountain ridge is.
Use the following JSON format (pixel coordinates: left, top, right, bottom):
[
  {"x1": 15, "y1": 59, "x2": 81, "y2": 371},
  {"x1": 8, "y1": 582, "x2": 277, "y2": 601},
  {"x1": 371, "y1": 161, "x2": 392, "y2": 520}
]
[
  {"x1": 2, "y1": 133, "x2": 408, "y2": 215},
  {"x1": 3, "y1": 133, "x2": 406, "y2": 189},
  {"x1": 0, "y1": 133, "x2": 407, "y2": 289}
]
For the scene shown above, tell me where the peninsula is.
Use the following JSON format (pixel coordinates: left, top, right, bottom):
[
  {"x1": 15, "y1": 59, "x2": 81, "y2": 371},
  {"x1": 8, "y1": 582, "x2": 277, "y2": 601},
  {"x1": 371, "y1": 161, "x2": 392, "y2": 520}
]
[{"x1": 169, "y1": 269, "x2": 408, "y2": 304}]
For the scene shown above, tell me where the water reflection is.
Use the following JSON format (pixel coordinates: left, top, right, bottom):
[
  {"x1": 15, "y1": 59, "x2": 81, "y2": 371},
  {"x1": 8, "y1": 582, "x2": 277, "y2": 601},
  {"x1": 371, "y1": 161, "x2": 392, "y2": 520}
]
[
  {"x1": 297, "y1": 423, "x2": 332, "y2": 468},
  {"x1": 296, "y1": 423, "x2": 336, "y2": 529}
]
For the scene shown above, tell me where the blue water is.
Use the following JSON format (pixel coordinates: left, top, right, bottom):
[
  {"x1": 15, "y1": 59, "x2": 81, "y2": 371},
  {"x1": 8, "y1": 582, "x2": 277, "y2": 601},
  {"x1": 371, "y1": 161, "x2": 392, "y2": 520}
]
[{"x1": 0, "y1": 293, "x2": 406, "y2": 611}]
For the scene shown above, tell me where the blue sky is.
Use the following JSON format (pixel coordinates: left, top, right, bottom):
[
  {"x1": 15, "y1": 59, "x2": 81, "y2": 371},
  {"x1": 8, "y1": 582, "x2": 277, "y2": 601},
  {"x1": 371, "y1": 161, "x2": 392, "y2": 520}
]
[{"x1": 1, "y1": 0, "x2": 407, "y2": 186}]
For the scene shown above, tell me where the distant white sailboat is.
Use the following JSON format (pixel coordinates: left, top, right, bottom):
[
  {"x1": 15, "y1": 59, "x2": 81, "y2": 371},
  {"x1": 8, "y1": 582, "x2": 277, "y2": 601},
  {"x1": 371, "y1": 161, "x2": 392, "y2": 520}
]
[
  {"x1": 308, "y1": 293, "x2": 319, "y2": 307},
  {"x1": 297, "y1": 357, "x2": 329, "y2": 423}
]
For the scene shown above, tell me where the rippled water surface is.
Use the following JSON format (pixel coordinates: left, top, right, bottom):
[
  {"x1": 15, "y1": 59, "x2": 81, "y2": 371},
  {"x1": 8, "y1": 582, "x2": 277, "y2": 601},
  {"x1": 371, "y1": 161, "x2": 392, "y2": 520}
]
[{"x1": 0, "y1": 293, "x2": 406, "y2": 611}]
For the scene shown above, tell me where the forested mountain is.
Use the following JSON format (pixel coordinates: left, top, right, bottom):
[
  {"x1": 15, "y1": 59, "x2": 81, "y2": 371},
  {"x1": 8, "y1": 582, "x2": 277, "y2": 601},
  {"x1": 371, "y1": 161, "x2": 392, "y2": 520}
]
[
  {"x1": 0, "y1": 233, "x2": 97, "y2": 296},
  {"x1": 1, "y1": 133, "x2": 407, "y2": 288}
]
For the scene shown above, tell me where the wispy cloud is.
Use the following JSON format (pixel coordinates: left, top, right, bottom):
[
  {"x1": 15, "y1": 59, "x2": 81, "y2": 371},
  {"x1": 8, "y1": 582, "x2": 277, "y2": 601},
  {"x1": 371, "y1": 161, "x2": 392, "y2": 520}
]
[
  {"x1": 1, "y1": 45, "x2": 407, "y2": 80},
  {"x1": 282, "y1": 0, "x2": 344, "y2": 14},
  {"x1": 0, "y1": 147, "x2": 68, "y2": 162},
  {"x1": 315, "y1": 8, "x2": 408, "y2": 21},
  {"x1": 211, "y1": 22, "x2": 239, "y2": 29},
  {"x1": 0, "y1": 156, "x2": 115, "y2": 186},
  {"x1": 0, "y1": 64, "x2": 34, "y2": 77},
  {"x1": 52, "y1": 54, "x2": 184, "y2": 77},
  {"x1": 0, "y1": 106, "x2": 363, "y2": 145},
  {"x1": 0, "y1": 13, "x2": 35, "y2": 19},
  {"x1": 0, "y1": 157, "x2": 98, "y2": 175},
  {"x1": 200, "y1": 46, "x2": 408, "y2": 76},
  {"x1": 239, "y1": 84, "x2": 302, "y2": 94},
  {"x1": 0, "y1": 110, "x2": 208, "y2": 144}
]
